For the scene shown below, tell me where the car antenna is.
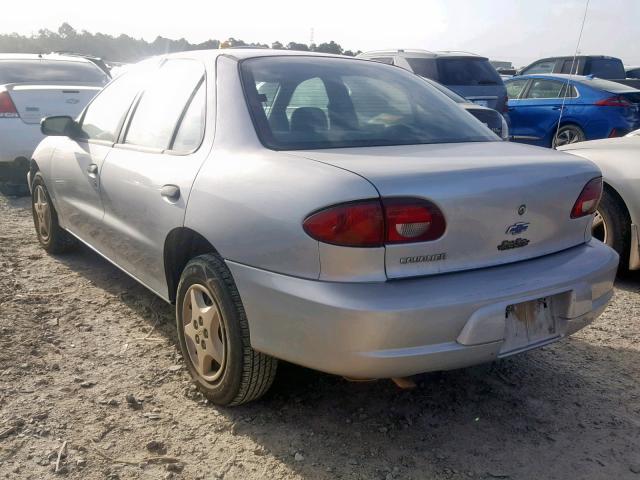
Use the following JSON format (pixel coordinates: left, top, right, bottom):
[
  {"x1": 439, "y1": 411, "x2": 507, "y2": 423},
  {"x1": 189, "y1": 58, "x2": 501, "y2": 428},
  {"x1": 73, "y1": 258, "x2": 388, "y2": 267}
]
[{"x1": 554, "y1": 0, "x2": 590, "y2": 148}]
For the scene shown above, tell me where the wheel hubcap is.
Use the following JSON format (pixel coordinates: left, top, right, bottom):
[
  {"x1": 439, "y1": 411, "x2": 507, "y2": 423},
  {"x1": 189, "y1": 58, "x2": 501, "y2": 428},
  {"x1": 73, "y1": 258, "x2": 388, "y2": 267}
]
[
  {"x1": 182, "y1": 284, "x2": 226, "y2": 382},
  {"x1": 33, "y1": 185, "x2": 51, "y2": 242},
  {"x1": 592, "y1": 210, "x2": 608, "y2": 243}
]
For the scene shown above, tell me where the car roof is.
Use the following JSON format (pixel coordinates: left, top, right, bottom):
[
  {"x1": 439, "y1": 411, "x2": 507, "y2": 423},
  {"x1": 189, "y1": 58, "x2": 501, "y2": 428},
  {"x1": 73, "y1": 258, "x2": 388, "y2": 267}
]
[
  {"x1": 0, "y1": 53, "x2": 96, "y2": 64},
  {"x1": 157, "y1": 48, "x2": 346, "y2": 62},
  {"x1": 529, "y1": 55, "x2": 621, "y2": 61},
  {"x1": 507, "y1": 73, "x2": 640, "y2": 93},
  {"x1": 357, "y1": 49, "x2": 487, "y2": 60}
]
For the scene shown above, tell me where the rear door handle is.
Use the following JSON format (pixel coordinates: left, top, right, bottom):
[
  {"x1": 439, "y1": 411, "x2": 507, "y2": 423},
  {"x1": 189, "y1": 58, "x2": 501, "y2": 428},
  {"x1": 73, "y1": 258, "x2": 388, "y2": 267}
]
[
  {"x1": 161, "y1": 184, "x2": 181, "y2": 202},
  {"x1": 552, "y1": 106, "x2": 564, "y2": 110},
  {"x1": 86, "y1": 164, "x2": 98, "y2": 178}
]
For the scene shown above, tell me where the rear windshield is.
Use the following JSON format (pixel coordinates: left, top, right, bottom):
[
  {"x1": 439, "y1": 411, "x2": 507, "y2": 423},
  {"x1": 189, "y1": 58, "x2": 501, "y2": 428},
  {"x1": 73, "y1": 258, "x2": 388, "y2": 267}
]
[
  {"x1": 0, "y1": 60, "x2": 108, "y2": 85},
  {"x1": 586, "y1": 58, "x2": 625, "y2": 79},
  {"x1": 436, "y1": 58, "x2": 502, "y2": 86},
  {"x1": 240, "y1": 56, "x2": 497, "y2": 151}
]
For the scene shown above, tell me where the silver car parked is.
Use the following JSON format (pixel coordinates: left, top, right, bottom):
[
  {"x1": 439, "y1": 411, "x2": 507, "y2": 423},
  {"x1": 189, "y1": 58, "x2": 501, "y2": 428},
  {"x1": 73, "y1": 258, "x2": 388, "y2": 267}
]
[{"x1": 29, "y1": 50, "x2": 618, "y2": 405}]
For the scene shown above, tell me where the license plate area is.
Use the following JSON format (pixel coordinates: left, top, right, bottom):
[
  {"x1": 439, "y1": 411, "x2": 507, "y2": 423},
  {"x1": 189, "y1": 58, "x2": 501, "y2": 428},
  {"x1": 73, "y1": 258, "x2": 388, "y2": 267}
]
[{"x1": 500, "y1": 297, "x2": 558, "y2": 355}]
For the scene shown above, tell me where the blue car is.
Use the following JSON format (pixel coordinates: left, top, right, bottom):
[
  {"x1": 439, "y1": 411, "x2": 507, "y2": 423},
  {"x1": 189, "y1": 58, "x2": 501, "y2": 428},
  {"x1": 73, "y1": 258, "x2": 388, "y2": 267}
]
[{"x1": 505, "y1": 74, "x2": 640, "y2": 147}]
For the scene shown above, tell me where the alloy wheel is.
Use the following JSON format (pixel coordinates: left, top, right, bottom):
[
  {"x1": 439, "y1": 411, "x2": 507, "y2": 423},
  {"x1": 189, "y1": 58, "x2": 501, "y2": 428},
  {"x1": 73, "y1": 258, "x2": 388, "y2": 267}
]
[
  {"x1": 181, "y1": 284, "x2": 227, "y2": 382},
  {"x1": 553, "y1": 127, "x2": 581, "y2": 147},
  {"x1": 33, "y1": 185, "x2": 52, "y2": 242}
]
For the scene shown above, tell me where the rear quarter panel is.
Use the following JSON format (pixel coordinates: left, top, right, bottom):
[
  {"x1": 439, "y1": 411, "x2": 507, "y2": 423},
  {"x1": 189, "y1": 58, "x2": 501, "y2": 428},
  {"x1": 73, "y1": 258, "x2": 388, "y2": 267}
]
[{"x1": 184, "y1": 55, "x2": 380, "y2": 280}]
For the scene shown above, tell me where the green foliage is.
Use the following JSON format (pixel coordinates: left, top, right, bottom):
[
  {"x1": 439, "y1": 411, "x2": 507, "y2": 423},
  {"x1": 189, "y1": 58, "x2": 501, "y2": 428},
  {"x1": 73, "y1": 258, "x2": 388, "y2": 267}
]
[{"x1": 0, "y1": 24, "x2": 357, "y2": 62}]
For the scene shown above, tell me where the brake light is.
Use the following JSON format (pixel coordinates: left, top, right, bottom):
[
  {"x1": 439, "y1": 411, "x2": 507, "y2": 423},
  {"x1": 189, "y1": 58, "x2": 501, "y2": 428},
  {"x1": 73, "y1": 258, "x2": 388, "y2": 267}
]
[
  {"x1": 595, "y1": 96, "x2": 631, "y2": 107},
  {"x1": 303, "y1": 198, "x2": 446, "y2": 247},
  {"x1": 383, "y1": 198, "x2": 446, "y2": 243},
  {"x1": 303, "y1": 200, "x2": 384, "y2": 247},
  {"x1": 0, "y1": 91, "x2": 19, "y2": 118},
  {"x1": 571, "y1": 177, "x2": 603, "y2": 219}
]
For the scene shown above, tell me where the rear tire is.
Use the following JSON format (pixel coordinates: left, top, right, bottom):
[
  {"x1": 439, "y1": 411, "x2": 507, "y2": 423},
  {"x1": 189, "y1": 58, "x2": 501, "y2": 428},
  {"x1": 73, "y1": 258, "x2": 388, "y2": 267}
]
[
  {"x1": 592, "y1": 189, "x2": 630, "y2": 273},
  {"x1": 31, "y1": 172, "x2": 78, "y2": 254},
  {"x1": 552, "y1": 124, "x2": 585, "y2": 148},
  {"x1": 176, "y1": 253, "x2": 277, "y2": 406}
]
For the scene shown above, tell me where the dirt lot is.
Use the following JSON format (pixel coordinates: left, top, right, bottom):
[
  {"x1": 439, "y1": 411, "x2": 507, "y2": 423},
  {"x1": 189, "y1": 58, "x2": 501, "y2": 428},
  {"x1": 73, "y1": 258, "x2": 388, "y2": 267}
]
[{"x1": 1, "y1": 193, "x2": 639, "y2": 480}]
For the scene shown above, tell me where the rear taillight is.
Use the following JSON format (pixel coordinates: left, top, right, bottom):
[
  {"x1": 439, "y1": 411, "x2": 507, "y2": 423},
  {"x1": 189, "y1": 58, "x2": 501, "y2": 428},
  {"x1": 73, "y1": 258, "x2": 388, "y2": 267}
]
[
  {"x1": 0, "y1": 91, "x2": 19, "y2": 118},
  {"x1": 571, "y1": 177, "x2": 603, "y2": 219},
  {"x1": 303, "y1": 198, "x2": 446, "y2": 247},
  {"x1": 303, "y1": 200, "x2": 384, "y2": 247},
  {"x1": 595, "y1": 96, "x2": 631, "y2": 107},
  {"x1": 383, "y1": 198, "x2": 446, "y2": 243}
]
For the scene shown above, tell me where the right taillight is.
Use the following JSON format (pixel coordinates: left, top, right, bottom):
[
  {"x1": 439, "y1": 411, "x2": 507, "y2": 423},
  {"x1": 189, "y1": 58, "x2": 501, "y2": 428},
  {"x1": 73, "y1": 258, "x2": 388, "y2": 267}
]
[
  {"x1": 0, "y1": 91, "x2": 19, "y2": 118},
  {"x1": 303, "y1": 198, "x2": 446, "y2": 247},
  {"x1": 595, "y1": 96, "x2": 631, "y2": 107},
  {"x1": 571, "y1": 177, "x2": 603, "y2": 219}
]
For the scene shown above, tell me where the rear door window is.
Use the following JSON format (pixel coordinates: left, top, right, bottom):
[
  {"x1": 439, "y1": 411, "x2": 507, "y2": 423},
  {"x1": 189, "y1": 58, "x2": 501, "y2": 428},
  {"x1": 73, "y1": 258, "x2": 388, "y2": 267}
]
[
  {"x1": 436, "y1": 58, "x2": 501, "y2": 85},
  {"x1": 171, "y1": 82, "x2": 206, "y2": 153},
  {"x1": 559, "y1": 59, "x2": 579, "y2": 74},
  {"x1": 124, "y1": 59, "x2": 204, "y2": 150}
]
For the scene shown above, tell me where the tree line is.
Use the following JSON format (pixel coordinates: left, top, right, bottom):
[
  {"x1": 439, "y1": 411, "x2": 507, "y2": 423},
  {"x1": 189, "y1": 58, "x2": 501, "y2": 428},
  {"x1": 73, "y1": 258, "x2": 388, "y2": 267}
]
[{"x1": 0, "y1": 23, "x2": 360, "y2": 63}]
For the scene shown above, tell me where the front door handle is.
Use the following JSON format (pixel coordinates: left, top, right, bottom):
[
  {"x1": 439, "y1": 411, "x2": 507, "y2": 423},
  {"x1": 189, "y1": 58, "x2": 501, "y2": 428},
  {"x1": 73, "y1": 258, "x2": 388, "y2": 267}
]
[
  {"x1": 86, "y1": 164, "x2": 98, "y2": 178},
  {"x1": 161, "y1": 184, "x2": 181, "y2": 202}
]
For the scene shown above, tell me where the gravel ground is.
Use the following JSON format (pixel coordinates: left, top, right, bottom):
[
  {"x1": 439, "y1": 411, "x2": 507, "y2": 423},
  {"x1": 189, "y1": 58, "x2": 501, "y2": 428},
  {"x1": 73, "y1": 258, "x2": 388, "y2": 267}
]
[{"x1": 1, "y1": 193, "x2": 640, "y2": 480}]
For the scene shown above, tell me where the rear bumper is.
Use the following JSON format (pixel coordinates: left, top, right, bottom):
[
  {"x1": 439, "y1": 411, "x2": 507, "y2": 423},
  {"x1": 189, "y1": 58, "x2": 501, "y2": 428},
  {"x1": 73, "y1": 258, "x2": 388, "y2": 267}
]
[
  {"x1": 228, "y1": 240, "x2": 618, "y2": 378},
  {"x1": 0, "y1": 119, "x2": 44, "y2": 164}
]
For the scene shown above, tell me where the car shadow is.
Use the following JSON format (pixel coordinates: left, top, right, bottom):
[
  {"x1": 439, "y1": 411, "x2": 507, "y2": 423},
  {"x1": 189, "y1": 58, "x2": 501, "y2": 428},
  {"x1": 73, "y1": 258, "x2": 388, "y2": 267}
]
[{"x1": 46, "y1": 239, "x2": 640, "y2": 479}]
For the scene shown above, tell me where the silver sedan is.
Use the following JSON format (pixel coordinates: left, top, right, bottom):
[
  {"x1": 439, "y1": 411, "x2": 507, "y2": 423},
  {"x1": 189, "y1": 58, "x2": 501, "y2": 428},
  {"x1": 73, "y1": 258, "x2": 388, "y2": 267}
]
[{"x1": 29, "y1": 50, "x2": 618, "y2": 405}]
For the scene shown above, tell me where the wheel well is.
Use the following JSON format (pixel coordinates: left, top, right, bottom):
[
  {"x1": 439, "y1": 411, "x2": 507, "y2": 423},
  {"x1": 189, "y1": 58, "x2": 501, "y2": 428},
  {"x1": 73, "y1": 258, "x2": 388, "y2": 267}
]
[
  {"x1": 29, "y1": 159, "x2": 40, "y2": 183},
  {"x1": 603, "y1": 181, "x2": 631, "y2": 223},
  {"x1": 164, "y1": 228, "x2": 218, "y2": 303}
]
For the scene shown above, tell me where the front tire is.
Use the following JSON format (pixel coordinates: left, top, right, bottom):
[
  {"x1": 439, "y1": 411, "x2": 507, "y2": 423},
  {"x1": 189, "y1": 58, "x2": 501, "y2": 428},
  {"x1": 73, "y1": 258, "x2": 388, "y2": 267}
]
[
  {"x1": 592, "y1": 190, "x2": 630, "y2": 272},
  {"x1": 176, "y1": 254, "x2": 277, "y2": 406},
  {"x1": 31, "y1": 173, "x2": 77, "y2": 254}
]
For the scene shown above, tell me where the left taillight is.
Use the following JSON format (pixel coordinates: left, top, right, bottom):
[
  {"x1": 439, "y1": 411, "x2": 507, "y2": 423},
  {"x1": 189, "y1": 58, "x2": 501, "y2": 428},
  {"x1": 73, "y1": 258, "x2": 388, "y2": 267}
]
[
  {"x1": 303, "y1": 198, "x2": 446, "y2": 247},
  {"x1": 0, "y1": 91, "x2": 19, "y2": 118},
  {"x1": 303, "y1": 200, "x2": 384, "y2": 247},
  {"x1": 571, "y1": 177, "x2": 603, "y2": 219}
]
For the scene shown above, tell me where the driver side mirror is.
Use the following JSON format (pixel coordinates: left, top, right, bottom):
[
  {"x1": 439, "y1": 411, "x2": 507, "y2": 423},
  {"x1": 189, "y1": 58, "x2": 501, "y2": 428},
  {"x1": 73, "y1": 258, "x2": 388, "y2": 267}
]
[{"x1": 41, "y1": 116, "x2": 81, "y2": 137}]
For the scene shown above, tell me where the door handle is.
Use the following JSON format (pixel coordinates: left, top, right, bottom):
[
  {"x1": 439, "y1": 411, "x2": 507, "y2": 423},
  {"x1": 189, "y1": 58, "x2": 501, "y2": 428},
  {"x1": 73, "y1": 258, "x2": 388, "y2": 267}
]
[
  {"x1": 161, "y1": 184, "x2": 181, "y2": 202},
  {"x1": 86, "y1": 164, "x2": 98, "y2": 178},
  {"x1": 552, "y1": 106, "x2": 564, "y2": 110}
]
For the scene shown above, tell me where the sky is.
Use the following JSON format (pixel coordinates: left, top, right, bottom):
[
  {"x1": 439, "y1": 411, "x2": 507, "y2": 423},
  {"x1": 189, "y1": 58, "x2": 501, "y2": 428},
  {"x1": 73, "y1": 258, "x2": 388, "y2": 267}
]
[{"x1": 3, "y1": 0, "x2": 639, "y2": 67}]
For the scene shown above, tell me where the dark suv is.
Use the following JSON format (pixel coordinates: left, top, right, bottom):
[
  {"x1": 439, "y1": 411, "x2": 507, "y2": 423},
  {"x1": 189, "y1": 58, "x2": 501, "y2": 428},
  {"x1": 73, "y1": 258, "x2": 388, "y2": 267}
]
[
  {"x1": 357, "y1": 49, "x2": 508, "y2": 114},
  {"x1": 518, "y1": 55, "x2": 640, "y2": 89}
]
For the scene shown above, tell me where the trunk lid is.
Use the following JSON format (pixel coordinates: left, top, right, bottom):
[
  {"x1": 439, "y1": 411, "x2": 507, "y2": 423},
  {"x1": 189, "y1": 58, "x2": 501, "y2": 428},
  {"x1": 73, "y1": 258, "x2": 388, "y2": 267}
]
[
  {"x1": 288, "y1": 142, "x2": 599, "y2": 279},
  {"x1": 6, "y1": 83, "x2": 101, "y2": 124}
]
